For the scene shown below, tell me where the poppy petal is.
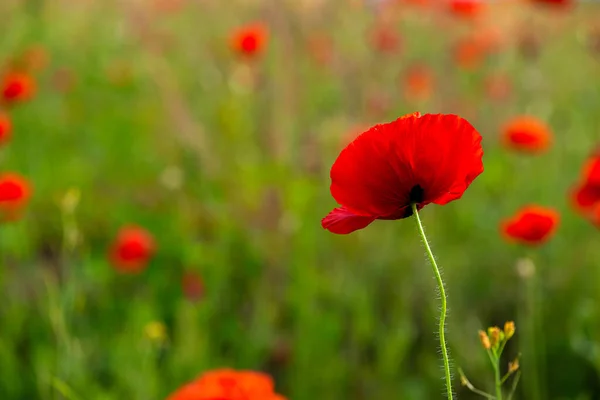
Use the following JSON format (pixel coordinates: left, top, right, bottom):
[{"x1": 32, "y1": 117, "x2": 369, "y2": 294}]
[
  {"x1": 321, "y1": 207, "x2": 376, "y2": 234},
  {"x1": 392, "y1": 114, "x2": 483, "y2": 205}
]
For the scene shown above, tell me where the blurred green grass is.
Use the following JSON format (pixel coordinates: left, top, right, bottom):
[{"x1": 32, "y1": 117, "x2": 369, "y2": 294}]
[{"x1": 2, "y1": 0, "x2": 600, "y2": 399}]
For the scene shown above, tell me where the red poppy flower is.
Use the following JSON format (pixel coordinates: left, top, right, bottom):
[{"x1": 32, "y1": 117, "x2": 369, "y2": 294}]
[
  {"x1": 501, "y1": 205, "x2": 559, "y2": 246},
  {"x1": 0, "y1": 173, "x2": 31, "y2": 221},
  {"x1": 370, "y1": 25, "x2": 402, "y2": 54},
  {"x1": 531, "y1": 0, "x2": 572, "y2": 7},
  {"x1": 182, "y1": 271, "x2": 204, "y2": 302},
  {"x1": 230, "y1": 23, "x2": 268, "y2": 58},
  {"x1": 2, "y1": 72, "x2": 35, "y2": 103},
  {"x1": 502, "y1": 116, "x2": 552, "y2": 153},
  {"x1": 453, "y1": 37, "x2": 486, "y2": 70},
  {"x1": 322, "y1": 112, "x2": 484, "y2": 234},
  {"x1": 0, "y1": 113, "x2": 11, "y2": 146},
  {"x1": 167, "y1": 369, "x2": 286, "y2": 400},
  {"x1": 109, "y1": 226, "x2": 156, "y2": 273},
  {"x1": 571, "y1": 154, "x2": 600, "y2": 213},
  {"x1": 403, "y1": 63, "x2": 434, "y2": 101},
  {"x1": 449, "y1": 0, "x2": 485, "y2": 18},
  {"x1": 485, "y1": 73, "x2": 512, "y2": 102}
]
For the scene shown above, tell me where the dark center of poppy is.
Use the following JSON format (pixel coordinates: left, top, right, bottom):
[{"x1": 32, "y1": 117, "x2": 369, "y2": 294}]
[{"x1": 409, "y1": 185, "x2": 424, "y2": 204}]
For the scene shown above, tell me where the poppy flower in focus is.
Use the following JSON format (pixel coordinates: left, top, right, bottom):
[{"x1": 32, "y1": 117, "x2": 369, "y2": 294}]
[
  {"x1": 182, "y1": 271, "x2": 204, "y2": 302},
  {"x1": 403, "y1": 64, "x2": 434, "y2": 101},
  {"x1": 449, "y1": 0, "x2": 485, "y2": 18},
  {"x1": 167, "y1": 368, "x2": 286, "y2": 400},
  {"x1": 370, "y1": 25, "x2": 402, "y2": 54},
  {"x1": 109, "y1": 225, "x2": 156, "y2": 273},
  {"x1": 501, "y1": 205, "x2": 559, "y2": 246},
  {"x1": 0, "y1": 113, "x2": 11, "y2": 146},
  {"x1": 502, "y1": 116, "x2": 552, "y2": 153},
  {"x1": 230, "y1": 23, "x2": 268, "y2": 59},
  {"x1": 0, "y1": 173, "x2": 31, "y2": 221},
  {"x1": 2, "y1": 72, "x2": 35, "y2": 104},
  {"x1": 322, "y1": 112, "x2": 484, "y2": 234}
]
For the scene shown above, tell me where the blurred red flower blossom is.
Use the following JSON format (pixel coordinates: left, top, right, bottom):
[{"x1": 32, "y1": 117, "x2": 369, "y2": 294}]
[
  {"x1": 484, "y1": 73, "x2": 512, "y2": 102},
  {"x1": 370, "y1": 25, "x2": 402, "y2": 54},
  {"x1": 322, "y1": 112, "x2": 484, "y2": 234},
  {"x1": 501, "y1": 205, "x2": 560, "y2": 246},
  {"x1": 0, "y1": 173, "x2": 31, "y2": 221},
  {"x1": 449, "y1": 0, "x2": 485, "y2": 18},
  {"x1": 502, "y1": 116, "x2": 552, "y2": 153},
  {"x1": 403, "y1": 63, "x2": 434, "y2": 101},
  {"x1": 109, "y1": 226, "x2": 156, "y2": 273},
  {"x1": 571, "y1": 154, "x2": 600, "y2": 214},
  {"x1": 531, "y1": 0, "x2": 572, "y2": 7},
  {"x1": 2, "y1": 72, "x2": 35, "y2": 104},
  {"x1": 167, "y1": 369, "x2": 286, "y2": 400},
  {"x1": 0, "y1": 113, "x2": 11, "y2": 146},
  {"x1": 230, "y1": 23, "x2": 268, "y2": 58},
  {"x1": 181, "y1": 271, "x2": 204, "y2": 302}
]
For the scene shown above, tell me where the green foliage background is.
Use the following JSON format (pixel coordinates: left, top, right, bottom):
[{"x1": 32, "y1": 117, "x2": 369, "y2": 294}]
[{"x1": 1, "y1": 1, "x2": 600, "y2": 399}]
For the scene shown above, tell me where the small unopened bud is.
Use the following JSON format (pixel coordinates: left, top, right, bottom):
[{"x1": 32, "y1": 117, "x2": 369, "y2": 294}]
[
  {"x1": 504, "y1": 321, "x2": 516, "y2": 340},
  {"x1": 488, "y1": 327, "x2": 502, "y2": 348},
  {"x1": 478, "y1": 330, "x2": 491, "y2": 350},
  {"x1": 508, "y1": 359, "x2": 520, "y2": 373},
  {"x1": 460, "y1": 374, "x2": 469, "y2": 387}
]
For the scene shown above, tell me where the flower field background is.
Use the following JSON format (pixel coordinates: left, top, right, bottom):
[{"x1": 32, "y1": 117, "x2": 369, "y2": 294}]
[{"x1": 1, "y1": 0, "x2": 600, "y2": 399}]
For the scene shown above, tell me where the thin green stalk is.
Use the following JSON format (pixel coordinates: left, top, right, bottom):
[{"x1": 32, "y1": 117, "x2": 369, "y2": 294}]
[
  {"x1": 412, "y1": 203, "x2": 453, "y2": 399},
  {"x1": 485, "y1": 349, "x2": 502, "y2": 400},
  {"x1": 494, "y1": 359, "x2": 503, "y2": 400}
]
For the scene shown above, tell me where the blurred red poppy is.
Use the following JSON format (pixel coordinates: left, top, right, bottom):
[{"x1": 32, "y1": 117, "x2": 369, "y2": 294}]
[
  {"x1": 167, "y1": 369, "x2": 286, "y2": 400},
  {"x1": 0, "y1": 113, "x2": 11, "y2": 146},
  {"x1": 531, "y1": 0, "x2": 572, "y2": 7},
  {"x1": 449, "y1": 0, "x2": 485, "y2": 18},
  {"x1": 230, "y1": 23, "x2": 268, "y2": 59},
  {"x1": 501, "y1": 205, "x2": 560, "y2": 246},
  {"x1": 20, "y1": 45, "x2": 49, "y2": 73},
  {"x1": 322, "y1": 112, "x2": 484, "y2": 234},
  {"x1": 109, "y1": 226, "x2": 156, "y2": 273},
  {"x1": 370, "y1": 25, "x2": 402, "y2": 54},
  {"x1": 403, "y1": 63, "x2": 434, "y2": 101},
  {"x1": 502, "y1": 116, "x2": 552, "y2": 153},
  {"x1": 453, "y1": 37, "x2": 486, "y2": 70},
  {"x1": 571, "y1": 154, "x2": 600, "y2": 213},
  {"x1": 2, "y1": 72, "x2": 35, "y2": 104},
  {"x1": 0, "y1": 173, "x2": 31, "y2": 221},
  {"x1": 181, "y1": 271, "x2": 204, "y2": 302},
  {"x1": 484, "y1": 73, "x2": 512, "y2": 102}
]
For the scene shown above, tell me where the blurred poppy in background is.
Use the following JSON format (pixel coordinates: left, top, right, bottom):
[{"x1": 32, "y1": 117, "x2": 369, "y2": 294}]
[
  {"x1": 501, "y1": 205, "x2": 560, "y2": 246},
  {"x1": 1, "y1": 72, "x2": 35, "y2": 104},
  {"x1": 571, "y1": 153, "x2": 600, "y2": 214},
  {"x1": 453, "y1": 36, "x2": 487, "y2": 70},
  {"x1": 0, "y1": 113, "x2": 11, "y2": 146},
  {"x1": 167, "y1": 368, "x2": 286, "y2": 400},
  {"x1": 109, "y1": 225, "x2": 156, "y2": 273},
  {"x1": 230, "y1": 23, "x2": 268, "y2": 59},
  {"x1": 449, "y1": 0, "x2": 485, "y2": 19},
  {"x1": 0, "y1": 173, "x2": 31, "y2": 221},
  {"x1": 502, "y1": 116, "x2": 552, "y2": 153},
  {"x1": 322, "y1": 112, "x2": 484, "y2": 234},
  {"x1": 370, "y1": 25, "x2": 402, "y2": 54},
  {"x1": 403, "y1": 63, "x2": 434, "y2": 101},
  {"x1": 484, "y1": 73, "x2": 512, "y2": 102},
  {"x1": 181, "y1": 271, "x2": 204, "y2": 302},
  {"x1": 530, "y1": 0, "x2": 573, "y2": 8}
]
